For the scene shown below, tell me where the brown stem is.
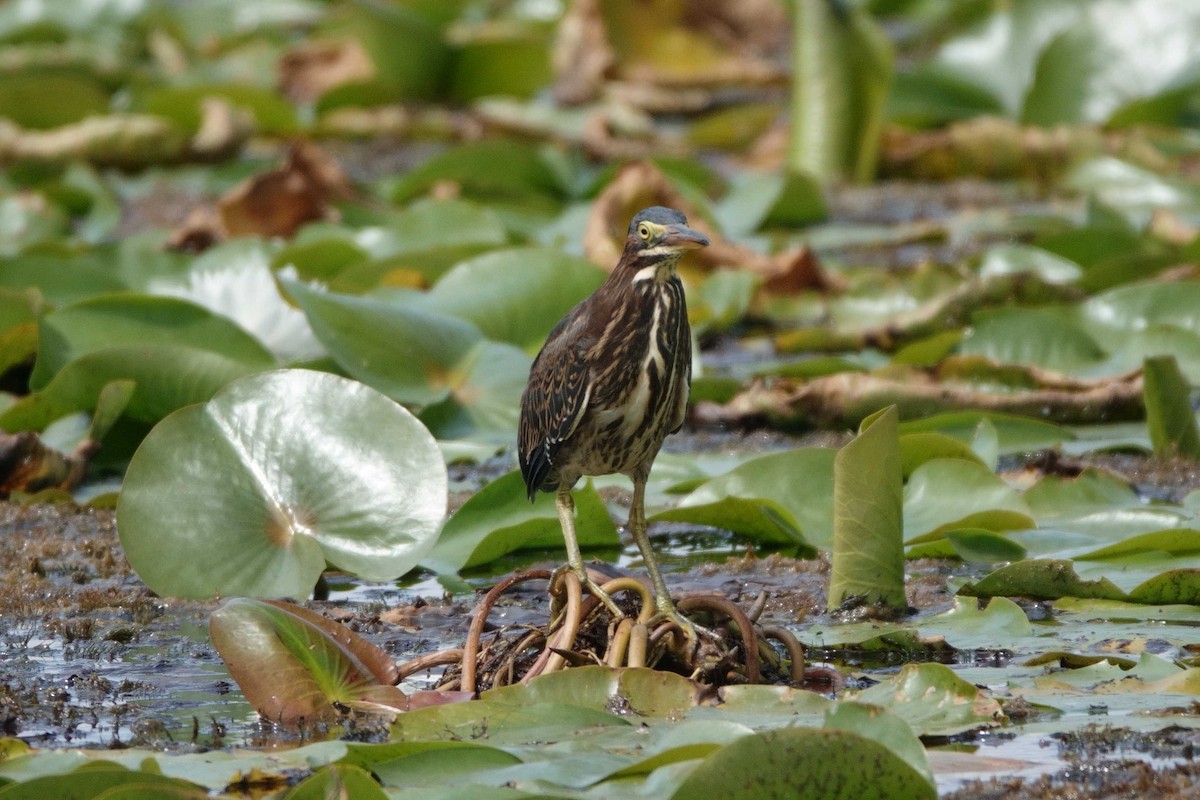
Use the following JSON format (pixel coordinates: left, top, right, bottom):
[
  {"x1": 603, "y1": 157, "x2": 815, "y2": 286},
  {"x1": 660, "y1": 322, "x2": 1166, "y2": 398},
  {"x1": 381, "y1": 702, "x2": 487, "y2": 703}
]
[
  {"x1": 395, "y1": 649, "x2": 464, "y2": 682},
  {"x1": 759, "y1": 625, "x2": 806, "y2": 684},
  {"x1": 678, "y1": 596, "x2": 761, "y2": 684},
  {"x1": 523, "y1": 571, "x2": 584, "y2": 683},
  {"x1": 461, "y1": 569, "x2": 552, "y2": 695}
]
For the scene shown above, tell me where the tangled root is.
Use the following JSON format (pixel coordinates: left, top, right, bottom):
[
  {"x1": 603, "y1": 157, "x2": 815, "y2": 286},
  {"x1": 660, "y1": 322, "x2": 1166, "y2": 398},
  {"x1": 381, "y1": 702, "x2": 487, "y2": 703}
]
[{"x1": 397, "y1": 569, "x2": 808, "y2": 694}]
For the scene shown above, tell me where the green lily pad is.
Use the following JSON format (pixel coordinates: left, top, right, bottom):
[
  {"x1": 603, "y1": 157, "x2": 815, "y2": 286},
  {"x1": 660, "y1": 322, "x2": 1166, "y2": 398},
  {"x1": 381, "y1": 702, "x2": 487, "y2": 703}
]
[
  {"x1": 280, "y1": 764, "x2": 389, "y2": 800},
  {"x1": 670, "y1": 727, "x2": 934, "y2": 800},
  {"x1": 421, "y1": 471, "x2": 617, "y2": 574},
  {"x1": 117, "y1": 369, "x2": 446, "y2": 597},
  {"x1": 656, "y1": 448, "x2": 833, "y2": 549},
  {"x1": 210, "y1": 598, "x2": 413, "y2": 724},
  {"x1": 425, "y1": 247, "x2": 604, "y2": 352},
  {"x1": 959, "y1": 559, "x2": 1125, "y2": 601},
  {"x1": 30, "y1": 293, "x2": 275, "y2": 391},
  {"x1": 855, "y1": 662, "x2": 1003, "y2": 736},
  {"x1": 903, "y1": 458, "x2": 1032, "y2": 539}
]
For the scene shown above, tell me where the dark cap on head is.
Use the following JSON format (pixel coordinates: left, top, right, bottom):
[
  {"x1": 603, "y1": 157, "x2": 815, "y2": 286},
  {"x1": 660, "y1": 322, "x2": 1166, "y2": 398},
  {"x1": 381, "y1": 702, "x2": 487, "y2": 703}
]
[{"x1": 628, "y1": 206, "x2": 688, "y2": 233}]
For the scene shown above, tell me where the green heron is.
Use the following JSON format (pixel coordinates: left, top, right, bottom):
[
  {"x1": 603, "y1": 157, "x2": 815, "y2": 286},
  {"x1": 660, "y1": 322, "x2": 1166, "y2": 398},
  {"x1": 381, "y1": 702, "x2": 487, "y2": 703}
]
[{"x1": 519, "y1": 206, "x2": 709, "y2": 630}]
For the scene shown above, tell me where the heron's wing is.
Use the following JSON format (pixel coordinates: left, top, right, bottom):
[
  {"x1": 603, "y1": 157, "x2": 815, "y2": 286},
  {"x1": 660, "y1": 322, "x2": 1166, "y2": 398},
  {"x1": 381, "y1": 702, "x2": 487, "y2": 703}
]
[{"x1": 519, "y1": 334, "x2": 591, "y2": 499}]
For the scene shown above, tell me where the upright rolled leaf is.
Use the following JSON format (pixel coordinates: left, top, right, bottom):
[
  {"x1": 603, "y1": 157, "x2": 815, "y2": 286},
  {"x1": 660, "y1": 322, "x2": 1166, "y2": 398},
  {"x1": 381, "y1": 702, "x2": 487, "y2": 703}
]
[
  {"x1": 829, "y1": 405, "x2": 905, "y2": 610},
  {"x1": 1143, "y1": 355, "x2": 1200, "y2": 459},
  {"x1": 790, "y1": 0, "x2": 894, "y2": 184}
]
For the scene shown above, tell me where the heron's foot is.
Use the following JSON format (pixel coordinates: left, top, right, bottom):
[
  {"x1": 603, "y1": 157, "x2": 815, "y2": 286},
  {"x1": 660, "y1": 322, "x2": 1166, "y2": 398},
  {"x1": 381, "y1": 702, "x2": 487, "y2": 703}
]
[{"x1": 550, "y1": 564, "x2": 626, "y2": 619}]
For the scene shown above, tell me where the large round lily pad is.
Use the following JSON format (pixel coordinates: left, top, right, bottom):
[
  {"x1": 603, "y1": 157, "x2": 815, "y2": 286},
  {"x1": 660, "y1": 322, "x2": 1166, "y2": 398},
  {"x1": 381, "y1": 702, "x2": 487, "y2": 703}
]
[{"x1": 117, "y1": 369, "x2": 447, "y2": 598}]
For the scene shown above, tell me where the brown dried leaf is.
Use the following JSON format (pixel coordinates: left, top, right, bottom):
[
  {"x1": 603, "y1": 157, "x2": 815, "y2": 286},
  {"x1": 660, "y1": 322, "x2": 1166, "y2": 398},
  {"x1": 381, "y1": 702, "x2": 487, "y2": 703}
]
[
  {"x1": 700, "y1": 368, "x2": 1145, "y2": 430},
  {"x1": 552, "y1": 0, "x2": 614, "y2": 104},
  {"x1": 279, "y1": 38, "x2": 376, "y2": 104},
  {"x1": 552, "y1": 0, "x2": 787, "y2": 107},
  {"x1": 218, "y1": 139, "x2": 352, "y2": 239},
  {"x1": 584, "y1": 161, "x2": 839, "y2": 292},
  {"x1": 0, "y1": 431, "x2": 96, "y2": 497}
]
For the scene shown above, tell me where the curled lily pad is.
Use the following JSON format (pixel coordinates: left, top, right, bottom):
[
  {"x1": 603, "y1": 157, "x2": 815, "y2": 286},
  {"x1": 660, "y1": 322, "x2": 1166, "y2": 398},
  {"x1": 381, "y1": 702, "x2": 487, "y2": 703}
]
[
  {"x1": 117, "y1": 369, "x2": 446, "y2": 598},
  {"x1": 210, "y1": 598, "x2": 468, "y2": 724}
]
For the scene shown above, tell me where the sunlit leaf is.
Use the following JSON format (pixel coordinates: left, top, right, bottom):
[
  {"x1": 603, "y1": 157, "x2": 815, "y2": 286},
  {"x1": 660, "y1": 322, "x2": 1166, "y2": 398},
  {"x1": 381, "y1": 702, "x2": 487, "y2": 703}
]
[
  {"x1": 117, "y1": 370, "x2": 446, "y2": 597},
  {"x1": 714, "y1": 171, "x2": 826, "y2": 235},
  {"x1": 897, "y1": 411, "x2": 1071, "y2": 454}
]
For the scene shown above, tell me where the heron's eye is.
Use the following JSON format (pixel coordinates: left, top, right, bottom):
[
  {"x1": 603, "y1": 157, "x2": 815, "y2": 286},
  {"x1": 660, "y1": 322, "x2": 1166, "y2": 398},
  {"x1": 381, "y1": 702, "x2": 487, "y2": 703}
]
[{"x1": 637, "y1": 223, "x2": 652, "y2": 241}]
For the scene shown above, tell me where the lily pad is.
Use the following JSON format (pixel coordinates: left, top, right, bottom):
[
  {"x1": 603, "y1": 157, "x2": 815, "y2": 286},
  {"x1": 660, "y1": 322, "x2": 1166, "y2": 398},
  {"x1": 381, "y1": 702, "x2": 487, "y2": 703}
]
[{"x1": 117, "y1": 369, "x2": 446, "y2": 598}]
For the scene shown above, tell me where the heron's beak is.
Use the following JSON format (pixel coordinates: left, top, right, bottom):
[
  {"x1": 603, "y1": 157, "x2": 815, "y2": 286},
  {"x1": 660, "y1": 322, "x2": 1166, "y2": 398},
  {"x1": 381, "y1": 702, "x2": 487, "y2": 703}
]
[{"x1": 662, "y1": 224, "x2": 710, "y2": 250}]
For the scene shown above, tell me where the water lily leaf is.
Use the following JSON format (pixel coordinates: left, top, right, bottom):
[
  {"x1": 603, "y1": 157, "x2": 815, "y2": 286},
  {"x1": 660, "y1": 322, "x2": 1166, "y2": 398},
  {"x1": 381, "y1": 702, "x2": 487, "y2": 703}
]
[
  {"x1": 0, "y1": 343, "x2": 267, "y2": 431},
  {"x1": 450, "y1": 23, "x2": 553, "y2": 102},
  {"x1": 0, "y1": 764, "x2": 204, "y2": 800},
  {"x1": 978, "y1": 244, "x2": 1082, "y2": 284},
  {"x1": 691, "y1": 269, "x2": 759, "y2": 335},
  {"x1": 1077, "y1": 529, "x2": 1200, "y2": 563},
  {"x1": 283, "y1": 277, "x2": 480, "y2": 406},
  {"x1": 117, "y1": 369, "x2": 446, "y2": 597},
  {"x1": 855, "y1": 662, "x2": 1003, "y2": 736},
  {"x1": 790, "y1": 0, "x2": 893, "y2": 184},
  {"x1": 1024, "y1": 468, "x2": 1139, "y2": 519},
  {"x1": 1127, "y1": 570, "x2": 1200, "y2": 605},
  {"x1": 356, "y1": 743, "x2": 525, "y2": 791},
  {"x1": 919, "y1": 596, "x2": 1033, "y2": 651},
  {"x1": 281, "y1": 763, "x2": 388, "y2": 800},
  {"x1": 655, "y1": 448, "x2": 833, "y2": 549},
  {"x1": 0, "y1": 253, "x2": 126, "y2": 305},
  {"x1": 210, "y1": 598, "x2": 410, "y2": 724},
  {"x1": 830, "y1": 406, "x2": 904, "y2": 609},
  {"x1": 824, "y1": 702, "x2": 932, "y2": 786},
  {"x1": 959, "y1": 559, "x2": 1125, "y2": 601},
  {"x1": 487, "y1": 666, "x2": 700, "y2": 718},
  {"x1": 138, "y1": 84, "x2": 298, "y2": 135},
  {"x1": 713, "y1": 171, "x2": 827, "y2": 236},
  {"x1": 960, "y1": 307, "x2": 1105, "y2": 374},
  {"x1": 385, "y1": 700, "x2": 626, "y2": 747},
  {"x1": 897, "y1": 411, "x2": 1071, "y2": 453},
  {"x1": 898, "y1": 431, "x2": 985, "y2": 479},
  {"x1": 387, "y1": 142, "x2": 568, "y2": 205},
  {"x1": 1143, "y1": 355, "x2": 1200, "y2": 459},
  {"x1": 337, "y1": 200, "x2": 509, "y2": 289},
  {"x1": 0, "y1": 73, "x2": 110, "y2": 129},
  {"x1": 906, "y1": 529, "x2": 1027, "y2": 563},
  {"x1": 272, "y1": 237, "x2": 369, "y2": 283},
  {"x1": 652, "y1": 496, "x2": 812, "y2": 552},
  {"x1": 30, "y1": 293, "x2": 275, "y2": 391},
  {"x1": 315, "y1": 0, "x2": 453, "y2": 110},
  {"x1": 1079, "y1": 280, "x2": 1200, "y2": 352},
  {"x1": 417, "y1": 339, "x2": 530, "y2": 439},
  {"x1": 421, "y1": 471, "x2": 616, "y2": 574},
  {"x1": 426, "y1": 247, "x2": 604, "y2": 351},
  {"x1": 670, "y1": 727, "x2": 934, "y2": 800},
  {"x1": 904, "y1": 459, "x2": 1032, "y2": 540}
]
